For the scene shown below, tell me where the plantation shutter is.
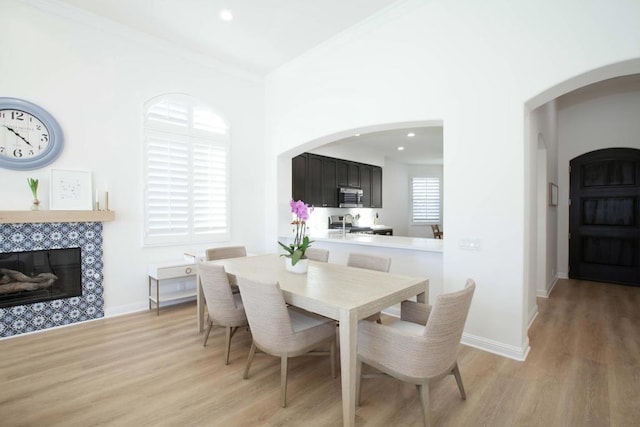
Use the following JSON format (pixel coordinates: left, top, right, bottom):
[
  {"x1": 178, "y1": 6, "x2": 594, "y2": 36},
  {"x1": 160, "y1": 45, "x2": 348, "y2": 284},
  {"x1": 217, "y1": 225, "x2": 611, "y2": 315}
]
[
  {"x1": 146, "y1": 131, "x2": 190, "y2": 238},
  {"x1": 412, "y1": 177, "x2": 441, "y2": 223},
  {"x1": 144, "y1": 95, "x2": 229, "y2": 246}
]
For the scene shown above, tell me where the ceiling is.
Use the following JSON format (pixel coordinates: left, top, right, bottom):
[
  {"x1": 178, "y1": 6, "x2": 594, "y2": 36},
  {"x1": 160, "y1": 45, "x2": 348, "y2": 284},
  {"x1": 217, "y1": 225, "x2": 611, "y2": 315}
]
[
  {"x1": 55, "y1": 0, "x2": 441, "y2": 164},
  {"x1": 56, "y1": 0, "x2": 400, "y2": 76},
  {"x1": 324, "y1": 127, "x2": 443, "y2": 165}
]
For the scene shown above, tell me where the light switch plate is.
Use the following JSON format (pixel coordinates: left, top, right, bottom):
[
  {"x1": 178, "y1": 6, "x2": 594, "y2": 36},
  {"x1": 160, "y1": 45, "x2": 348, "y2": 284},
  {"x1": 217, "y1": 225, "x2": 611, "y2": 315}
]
[{"x1": 459, "y1": 238, "x2": 481, "y2": 250}]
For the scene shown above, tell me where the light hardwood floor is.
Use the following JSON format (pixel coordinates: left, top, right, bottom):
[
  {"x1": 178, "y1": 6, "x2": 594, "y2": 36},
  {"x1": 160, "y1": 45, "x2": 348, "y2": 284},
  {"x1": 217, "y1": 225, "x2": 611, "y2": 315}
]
[{"x1": 1, "y1": 279, "x2": 639, "y2": 426}]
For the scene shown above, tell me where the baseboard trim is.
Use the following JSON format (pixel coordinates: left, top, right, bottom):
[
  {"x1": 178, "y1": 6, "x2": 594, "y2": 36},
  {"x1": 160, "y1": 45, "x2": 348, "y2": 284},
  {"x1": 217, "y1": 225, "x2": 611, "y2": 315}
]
[
  {"x1": 461, "y1": 332, "x2": 530, "y2": 361},
  {"x1": 105, "y1": 302, "x2": 149, "y2": 317},
  {"x1": 528, "y1": 306, "x2": 539, "y2": 329},
  {"x1": 537, "y1": 275, "x2": 559, "y2": 298}
]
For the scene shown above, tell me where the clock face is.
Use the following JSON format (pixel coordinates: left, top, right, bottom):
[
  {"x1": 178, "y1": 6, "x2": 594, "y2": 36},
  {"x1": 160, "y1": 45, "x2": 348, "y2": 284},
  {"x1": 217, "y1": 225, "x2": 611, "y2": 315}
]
[
  {"x1": 0, "y1": 98, "x2": 63, "y2": 170},
  {"x1": 0, "y1": 109, "x2": 51, "y2": 159}
]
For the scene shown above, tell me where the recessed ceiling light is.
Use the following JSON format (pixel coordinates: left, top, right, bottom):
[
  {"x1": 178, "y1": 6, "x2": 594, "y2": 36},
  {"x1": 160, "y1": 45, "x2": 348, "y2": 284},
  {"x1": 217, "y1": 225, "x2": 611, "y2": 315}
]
[
  {"x1": 354, "y1": 133, "x2": 360, "y2": 137},
  {"x1": 219, "y1": 9, "x2": 233, "y2": 21},
  {"x1": 397, "y1": 146, "x2": 405, "y2": 151},
  {"x1": 407, "y1": 132, "x2": 415, "y2": 137}
]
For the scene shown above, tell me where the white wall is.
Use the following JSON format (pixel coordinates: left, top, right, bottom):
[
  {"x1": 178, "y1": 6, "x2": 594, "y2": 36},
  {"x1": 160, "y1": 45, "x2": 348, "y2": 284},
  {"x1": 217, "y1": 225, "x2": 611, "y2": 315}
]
[
  {"x1": 382, "y1": 159, "x2": 410, "y2": 236},
  {"x1": 557, "y1": 76, "x2": 640, "y2": 277},
  {"x1": 0, "y1": 0, "x2": 266, "y2": 315},
  {"x1": 525, "y1": 100, "x2": 558, "y2": 334},
  {"x1": 265, "y1": 0, "x2": 640, "y2": 359}
]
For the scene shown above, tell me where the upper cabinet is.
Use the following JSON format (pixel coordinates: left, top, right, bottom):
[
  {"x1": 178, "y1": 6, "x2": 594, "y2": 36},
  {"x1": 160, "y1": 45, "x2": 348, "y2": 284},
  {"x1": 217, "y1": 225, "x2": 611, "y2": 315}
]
[
  {"x1": 292, "y1": 153, "x2": 382, "y2": 208},
  {"x1": 371, "y1": 166, "x2": 382, "y2": 208}
]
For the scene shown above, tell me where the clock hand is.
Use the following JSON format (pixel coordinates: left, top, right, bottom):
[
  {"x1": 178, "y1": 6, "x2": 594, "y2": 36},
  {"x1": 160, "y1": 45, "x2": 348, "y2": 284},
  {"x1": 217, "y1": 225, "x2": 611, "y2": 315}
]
[{"x1": 2, "y1": 125, "x2": 33, "y2": 147}]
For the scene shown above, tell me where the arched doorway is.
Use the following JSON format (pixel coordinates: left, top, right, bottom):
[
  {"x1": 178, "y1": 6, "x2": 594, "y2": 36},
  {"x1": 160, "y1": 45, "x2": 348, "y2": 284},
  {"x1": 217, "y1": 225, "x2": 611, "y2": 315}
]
[{"x1": 569, "y1": 147, "x2": 640, "y2": 286}]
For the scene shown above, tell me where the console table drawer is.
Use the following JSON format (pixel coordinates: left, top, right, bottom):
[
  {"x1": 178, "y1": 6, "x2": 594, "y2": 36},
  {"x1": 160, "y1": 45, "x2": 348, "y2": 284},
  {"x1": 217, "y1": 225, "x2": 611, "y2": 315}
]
[
  {"x1": 148, "y1": 261, "x2": 198, "y2": 315},
  {"x1": 148, "y1": 264, "x2": 197, "y2": 280}
]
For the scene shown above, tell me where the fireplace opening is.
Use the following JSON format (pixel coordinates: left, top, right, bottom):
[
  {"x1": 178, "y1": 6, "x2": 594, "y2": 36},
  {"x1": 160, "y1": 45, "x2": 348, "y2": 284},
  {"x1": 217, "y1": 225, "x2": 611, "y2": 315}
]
[{"x1": 0, "y1": 247, "x2": 82, "y2": 309}]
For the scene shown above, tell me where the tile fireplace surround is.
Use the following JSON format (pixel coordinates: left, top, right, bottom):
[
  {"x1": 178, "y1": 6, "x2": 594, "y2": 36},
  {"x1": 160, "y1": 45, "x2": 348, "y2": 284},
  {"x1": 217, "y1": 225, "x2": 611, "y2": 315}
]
[{"x1": 0, "y1": 221, "x2": 105, "y2": 338}]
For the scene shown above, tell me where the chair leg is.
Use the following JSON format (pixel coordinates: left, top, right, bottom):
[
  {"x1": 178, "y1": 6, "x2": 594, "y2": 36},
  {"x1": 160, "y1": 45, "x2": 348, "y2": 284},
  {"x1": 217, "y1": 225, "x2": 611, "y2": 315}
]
[
  {"x1": 224, "y1": 326, "x2": 233, "y2": 365},
  {"x1": 416, "y1": 383, "x2": 431, "y2": 427},
  {"x1": 356, "y1": 359, "x2": 363, "y2": 406},
  {"x1": 203, "y1": 321, "x2": 213, "y2": 347},
  {"x1": 281, "y1": 356, "x2": 289, "y2": 408},
  {"x1": 452, "y1": 362, "x2": 466, "y2": 400},
  {"x1": 243, "y1": 342, "x2": 256, "y2": 379}
]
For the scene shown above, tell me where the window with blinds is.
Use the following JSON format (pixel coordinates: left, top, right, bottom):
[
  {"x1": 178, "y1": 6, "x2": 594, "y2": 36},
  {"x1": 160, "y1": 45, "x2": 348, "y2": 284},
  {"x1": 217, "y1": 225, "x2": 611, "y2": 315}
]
[
  {"x1": 143, "y1": 95, "x2": 229, "y2": 246},
  {"x1": 411, "y1": 176, "x2": 441, "y2": 223}
]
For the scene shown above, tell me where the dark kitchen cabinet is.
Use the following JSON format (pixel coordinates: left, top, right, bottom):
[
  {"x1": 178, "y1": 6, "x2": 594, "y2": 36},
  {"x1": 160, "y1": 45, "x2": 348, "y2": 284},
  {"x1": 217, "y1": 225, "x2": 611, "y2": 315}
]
[
  {"x1": 292, "y1": 154, "x2": 307, "y2": 202},
  {"x1": 360, "y1": 166, "x2": 371, "y2": 207},
  {"x1": 292, "y1": 154, "x2": 338, "y2": 207},
  {"x1": 371, "y1": 166, "x2": 382, "y2": 208},
  {"x1": 359, "y1": 165, "x2": 383, "y2": 208},
  {"x1": 322, "y1": 158, "x2": 337, "y2": 206},
  {"x1": 336, "y1": 161, "x2": 360, "y2": 188},
  {"x1": 292, "y1": 153, "x2": 381, "y2": 208}
]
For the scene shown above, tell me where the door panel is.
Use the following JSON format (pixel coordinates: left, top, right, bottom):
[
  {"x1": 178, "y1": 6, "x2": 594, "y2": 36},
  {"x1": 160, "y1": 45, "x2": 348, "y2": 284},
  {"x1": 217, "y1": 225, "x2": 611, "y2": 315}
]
[{"x1": 569, "y1": 148, "x2": 640, "y2": 286}]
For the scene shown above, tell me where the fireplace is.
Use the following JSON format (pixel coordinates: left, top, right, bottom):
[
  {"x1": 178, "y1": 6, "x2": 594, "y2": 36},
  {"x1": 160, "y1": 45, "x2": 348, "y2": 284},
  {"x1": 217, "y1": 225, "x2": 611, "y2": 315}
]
[
  {"x1": 0, "y1": 247, "x2": 82, "y2": 309},
  {"x1": 0, "y1": 222, "x2": 105, "y2": 338}
]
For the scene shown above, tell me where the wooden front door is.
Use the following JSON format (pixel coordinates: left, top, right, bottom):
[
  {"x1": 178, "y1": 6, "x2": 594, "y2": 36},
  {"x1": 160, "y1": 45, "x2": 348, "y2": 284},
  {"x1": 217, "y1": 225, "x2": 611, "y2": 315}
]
[{"x1": 569, "y1": 148, "x2": 640, "y2": 286}]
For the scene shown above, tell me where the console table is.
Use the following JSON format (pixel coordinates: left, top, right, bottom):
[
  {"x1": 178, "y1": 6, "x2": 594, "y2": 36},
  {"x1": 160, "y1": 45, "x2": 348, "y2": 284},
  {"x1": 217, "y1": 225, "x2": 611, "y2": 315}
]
[{"x1": 147, "y1": 260, "x2": 197, "y2": 315}]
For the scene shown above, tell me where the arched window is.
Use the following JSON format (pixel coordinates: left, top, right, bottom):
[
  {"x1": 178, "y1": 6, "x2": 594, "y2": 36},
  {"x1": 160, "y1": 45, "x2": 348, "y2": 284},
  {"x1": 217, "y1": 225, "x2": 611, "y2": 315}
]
[{"x1": 143, "y1": 94, "x2": 229, "y2": 246}]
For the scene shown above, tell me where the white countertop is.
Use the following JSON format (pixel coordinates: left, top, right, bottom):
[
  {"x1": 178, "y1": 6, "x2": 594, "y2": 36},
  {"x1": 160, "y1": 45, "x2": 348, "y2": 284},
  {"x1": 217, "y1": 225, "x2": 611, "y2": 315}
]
[{"x1": 304, "y1": 231, "x2": 443, "y2": 253}]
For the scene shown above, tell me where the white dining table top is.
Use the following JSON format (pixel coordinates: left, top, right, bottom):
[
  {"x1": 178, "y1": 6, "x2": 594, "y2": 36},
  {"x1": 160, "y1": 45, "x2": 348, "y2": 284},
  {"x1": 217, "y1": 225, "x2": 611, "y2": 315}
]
[{"x1": 205, "y1": 253, "x2": 428, "y2": 321}]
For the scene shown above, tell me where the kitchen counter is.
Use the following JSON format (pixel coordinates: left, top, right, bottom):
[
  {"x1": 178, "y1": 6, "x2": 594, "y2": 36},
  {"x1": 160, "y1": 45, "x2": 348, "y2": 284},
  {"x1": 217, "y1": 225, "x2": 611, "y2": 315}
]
[{"x1": 308, "y1": 230, "x2": 443, "y2": 253}]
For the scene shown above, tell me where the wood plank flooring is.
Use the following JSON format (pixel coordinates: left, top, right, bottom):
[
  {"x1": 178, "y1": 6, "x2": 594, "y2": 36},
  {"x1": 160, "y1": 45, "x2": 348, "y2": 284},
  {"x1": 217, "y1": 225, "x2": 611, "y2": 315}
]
[{"x1": 1, "y1": 278, "x2": 638, "y2": 426}]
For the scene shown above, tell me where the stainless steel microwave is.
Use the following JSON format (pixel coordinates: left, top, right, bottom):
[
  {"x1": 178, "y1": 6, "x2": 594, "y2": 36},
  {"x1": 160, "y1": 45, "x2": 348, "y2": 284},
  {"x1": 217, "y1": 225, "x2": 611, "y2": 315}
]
[{"x1": 338, "y1": 187, "x2": 363, "y2": 208}]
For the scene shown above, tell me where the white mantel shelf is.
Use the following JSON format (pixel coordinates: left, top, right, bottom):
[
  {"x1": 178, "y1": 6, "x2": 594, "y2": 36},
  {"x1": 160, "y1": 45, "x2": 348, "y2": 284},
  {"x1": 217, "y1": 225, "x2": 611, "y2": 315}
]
[{"x1": 0, "y1": 210, "x2": 115, "y2": 224}]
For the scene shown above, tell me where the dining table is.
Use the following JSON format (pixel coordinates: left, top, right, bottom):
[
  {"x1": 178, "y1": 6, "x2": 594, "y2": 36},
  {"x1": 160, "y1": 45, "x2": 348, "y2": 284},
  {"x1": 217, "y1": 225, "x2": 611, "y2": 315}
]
[{"x1": 197, "y1": 253, "x2": 428, "y2": 427}]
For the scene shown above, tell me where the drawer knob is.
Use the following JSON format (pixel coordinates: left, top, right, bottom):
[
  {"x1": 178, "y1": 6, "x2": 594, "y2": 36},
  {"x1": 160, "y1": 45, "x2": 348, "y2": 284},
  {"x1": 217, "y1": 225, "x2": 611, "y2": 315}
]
[{"x1": 185, "y1": 267, "x2": 192, "y2": 274}]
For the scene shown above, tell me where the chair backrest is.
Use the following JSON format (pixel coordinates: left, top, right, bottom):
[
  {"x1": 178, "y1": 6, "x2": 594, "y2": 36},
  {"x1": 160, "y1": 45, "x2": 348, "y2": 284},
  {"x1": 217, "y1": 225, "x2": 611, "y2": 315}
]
[
  {"x1": 347, "y1": 252, "x2": 391, "y2": 273},
  {"x1": 305, "y1": 248, "x2": 329, "y2": 263},
  {"x1": 206, "y1": 246, "x2": 247, "y2": 261},
  {"x1": 422, "y1": 279, "x2": 475, "y2": 376},
  {"x1": 431, "y1": 224, "x2": 443, "y2": 239},
  {"x1": 237, "y1": 277, "x2": 294, "y2": 354},
  {"x1": 198, "y1": 263, "x2": 244, "y2": 324}
]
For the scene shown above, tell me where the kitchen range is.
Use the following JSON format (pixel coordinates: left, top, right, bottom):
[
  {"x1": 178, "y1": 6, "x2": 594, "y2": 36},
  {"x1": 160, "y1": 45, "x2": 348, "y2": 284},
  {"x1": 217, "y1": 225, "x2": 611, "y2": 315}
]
[{"x1": 328, "y1": 215, "x2": 393, "y2": 236}]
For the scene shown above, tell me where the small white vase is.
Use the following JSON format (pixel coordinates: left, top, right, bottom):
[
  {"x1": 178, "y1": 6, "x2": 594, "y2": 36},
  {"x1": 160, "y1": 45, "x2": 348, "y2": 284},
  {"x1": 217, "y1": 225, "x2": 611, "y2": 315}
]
[{"x1": 285, "y1": 257, "x2": 308, "y2": 274}]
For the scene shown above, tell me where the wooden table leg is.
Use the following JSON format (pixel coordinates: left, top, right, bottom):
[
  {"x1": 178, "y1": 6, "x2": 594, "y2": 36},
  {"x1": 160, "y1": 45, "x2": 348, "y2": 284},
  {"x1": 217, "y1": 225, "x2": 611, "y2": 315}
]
[{"x1": 339, "y1": 308, "x2": 357, "y2": 427}]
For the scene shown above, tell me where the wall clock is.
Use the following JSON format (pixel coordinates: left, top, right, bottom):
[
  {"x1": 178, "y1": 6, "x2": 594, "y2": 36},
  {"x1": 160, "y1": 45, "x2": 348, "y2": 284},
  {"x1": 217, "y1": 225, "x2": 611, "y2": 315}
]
[{"x1": 0, "y1": 97, "x2": 64, "y2": 170}]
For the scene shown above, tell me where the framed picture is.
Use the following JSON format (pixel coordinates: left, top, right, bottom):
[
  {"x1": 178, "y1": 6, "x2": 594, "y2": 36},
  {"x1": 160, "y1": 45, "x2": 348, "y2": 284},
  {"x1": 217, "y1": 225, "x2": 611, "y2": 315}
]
[
  {"x1": 549, "y1": 183, "x2": 558, "y2": 206},
  {"x1": 50, "y1": 169, "x2": 93, "y2": 210}
]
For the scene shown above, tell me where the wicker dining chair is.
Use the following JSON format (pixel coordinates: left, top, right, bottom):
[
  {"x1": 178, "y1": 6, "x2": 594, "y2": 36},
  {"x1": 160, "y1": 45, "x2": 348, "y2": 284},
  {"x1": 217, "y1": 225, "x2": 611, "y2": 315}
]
[
  {"x1": 304, "y1": 248, "x2": 330, "y2": 263},
  {"x1": 205, "y1": 245, "x2": 247, "y2": 292},
  {"x1": 238, "y1": 276, "x2": 337, "y2": 408},
  {"x1": 347, "y1": 252, "x2": 391, "y2": 323},
  {"x1": 356, "y1": 279, "x2": 476, "y2": 427},
  {"x1": 198, "y1": 263, "x2": 248, "y2": 365},
  {"x1": 205, "y1": 246, "x2": 247, "y2": 261},
  {"x1": 347, "y1": 252, "x2": 391, "y2": 273}
]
